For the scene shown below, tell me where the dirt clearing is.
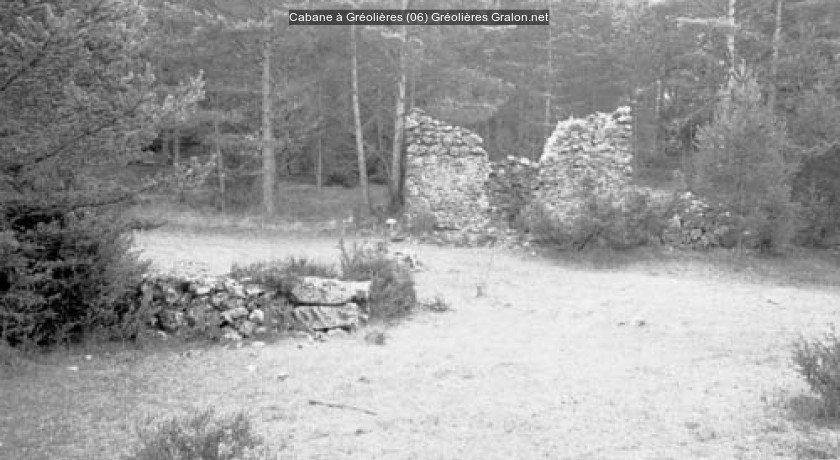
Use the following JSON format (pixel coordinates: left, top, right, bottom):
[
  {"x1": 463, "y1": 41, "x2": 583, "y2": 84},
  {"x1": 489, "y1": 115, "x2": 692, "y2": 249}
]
[{"x1": 3, "y1": 229, "x2": 840, "y2": 459}]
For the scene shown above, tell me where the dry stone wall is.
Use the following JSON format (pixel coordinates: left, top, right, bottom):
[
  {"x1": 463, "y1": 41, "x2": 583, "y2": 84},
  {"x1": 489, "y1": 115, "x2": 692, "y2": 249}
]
[
  {"x1": 139, "y1": 274, "x2": 369, "y2": 341},
  {"x1": 535, "y1": 107, "x2": 634, "y2": 223},
  {"x1": 404, "y1": 109, "x2": 491, "y2": 231}
]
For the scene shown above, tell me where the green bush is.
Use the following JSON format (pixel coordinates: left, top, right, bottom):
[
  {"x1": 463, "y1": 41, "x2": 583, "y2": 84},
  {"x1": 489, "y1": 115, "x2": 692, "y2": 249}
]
[
  {"x1": 0, "y1": 204, "x2": 149, "y2": 347},
  {"x1": 229, "y1": 257, "x2": 337, "y2": 295},
  {"x1": 692, "y1": 76, "x2": 797, "y2": 253},
  {"x1": 128, "y1": 409, "x2": 272, "y2": 460},
  {"x1": 339, "y1": 240, "x2": 416, "y2": 322},
  {"x1": 792, "y1": 327, "x2": 840, "y2": 417},
  {"x1": 523, "y1": 189, "x2": 667, "y2": 250}
]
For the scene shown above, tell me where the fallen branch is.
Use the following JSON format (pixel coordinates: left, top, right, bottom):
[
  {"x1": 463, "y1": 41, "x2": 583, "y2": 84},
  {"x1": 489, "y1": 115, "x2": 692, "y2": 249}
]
[{"x1": 307, "y1": 399, "x2": 377, "y2": 416}]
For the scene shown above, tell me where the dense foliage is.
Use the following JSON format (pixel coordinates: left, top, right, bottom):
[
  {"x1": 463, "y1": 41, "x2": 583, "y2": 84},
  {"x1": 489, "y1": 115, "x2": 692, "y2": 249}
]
[
  {"x1": 692, "y1": 77, "x2": 796, "y2": 252},
  {"x1": 0, "y1": 0, "x2": 201, "y2": 346}
]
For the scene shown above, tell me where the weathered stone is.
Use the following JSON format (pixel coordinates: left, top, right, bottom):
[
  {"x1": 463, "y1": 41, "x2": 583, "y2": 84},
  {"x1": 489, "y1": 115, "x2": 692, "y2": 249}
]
[
  {"x1": 210, "y1": 292, "x2": 231, "y2": 309},
  {"x1": 249, "y1": 308, "x2": 265, "y2": 324},
  {"x1": 292, "y1": 303, "x2": 361, "y2": 331},
  {"x1": 158, "y1": 310, "x2": 185, "y2": 333},
  {"x1": 224, "y1": 278, "x2": 246, "y2": 298},
  {"x1": 221, "y1": 328, "x2": 242, "y2": 341},
  {"x1": 190, "y1": 283, "x2": 213, "y2": 296},
  {"x1": 185, "y1": 304, "x2": 220, "y2": 330},
  {"x1": 238, "y1": 320, "x2": 256, "y2": 337},
  {"x1": 222, "y1": 306, "x2": 249, "y2": 323},
  {"x1": 290, "y1": 277, "x2": 370, "y2": 306},
  {"x1": 244, "y1": 284, "x2": 266, "y2": 296}
]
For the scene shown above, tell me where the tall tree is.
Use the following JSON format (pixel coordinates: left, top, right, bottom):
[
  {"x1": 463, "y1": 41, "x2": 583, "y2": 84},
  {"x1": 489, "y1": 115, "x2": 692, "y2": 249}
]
[{"x1": 350, "y1": 20, "x2": 372, "y2": 210}]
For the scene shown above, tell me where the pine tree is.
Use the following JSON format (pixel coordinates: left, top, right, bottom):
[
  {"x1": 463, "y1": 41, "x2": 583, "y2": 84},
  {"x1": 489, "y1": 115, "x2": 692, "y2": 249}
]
[{"x1": 692, "y1": 75, "x2": 795, "y2": 251}]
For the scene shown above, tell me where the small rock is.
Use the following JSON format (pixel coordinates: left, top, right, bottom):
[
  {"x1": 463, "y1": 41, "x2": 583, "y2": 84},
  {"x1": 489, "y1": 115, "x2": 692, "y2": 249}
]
[
  {"x1": 326, "y1": 328, "x2": 348, "y2": 337},
  {"x1": 191, "y1": 284, "x2": 213, "y2": 296},
  {"x1": 364, "y1": 331, "x2": 387, "y2": 345},
  {"x1": 249, "y1": 309, "x2": 265, "y2": 324},
  {"x1": 276, "y1": 370, "x2": 290, "y2": 381},
  {"x1": 67, "y1": 366, "x2": 79, "y2": 372},
  {"x1": 222, "y1": 329, "x2": 242, "y2": 341},
  {"x1": 210, "y1": 293, "x2": 230, "y2": 309},
  {"x1": 244, "y1": 284, "x2": 266, "y2": 296},
  {"x1": 228, "y1": 306, "x2": 249, "y2": 320},
  {"x1": 238, "y1": 320, "x2": 256, "y2": 337}
]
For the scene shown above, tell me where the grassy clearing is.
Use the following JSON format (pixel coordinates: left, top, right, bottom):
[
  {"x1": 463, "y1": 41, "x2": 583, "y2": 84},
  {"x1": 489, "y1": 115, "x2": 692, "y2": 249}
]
[
  {"x1": 126, "y1": 182, "x2": 390, "y2": 231},
  {"x1": 540, "y1": 244, "x2": 840, "y2": 289},
  {"x1": 5, "y1": 229, "x2": 840, "y2": 459}
]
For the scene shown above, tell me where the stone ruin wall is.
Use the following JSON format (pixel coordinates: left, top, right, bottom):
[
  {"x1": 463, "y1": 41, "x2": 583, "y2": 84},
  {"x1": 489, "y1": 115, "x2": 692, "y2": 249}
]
[
  {"x1": 402, "y1": 106, "x2": 636, "y2": 236},
  {"x1": 403, "y1": 109, "x2": 491, "y2": 231},
  {"x1": 535, "y1": 106, "x2": 634, "y2": 222}
]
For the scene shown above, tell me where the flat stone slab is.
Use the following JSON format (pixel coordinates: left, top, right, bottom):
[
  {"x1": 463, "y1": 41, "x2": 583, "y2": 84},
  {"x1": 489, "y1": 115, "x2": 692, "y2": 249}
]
[
  {"x1": 290, "y1": 277, "x2": 371, "y2": 306},
  {"x1": 292, "y1": 303, "x2": 362, "y2": 331}
]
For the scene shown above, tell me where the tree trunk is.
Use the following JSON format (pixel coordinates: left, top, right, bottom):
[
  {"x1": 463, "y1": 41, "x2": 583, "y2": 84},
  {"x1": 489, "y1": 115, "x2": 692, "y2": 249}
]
[
  {"x1": 350, "y1": 22, "x2": 372, "y2": 211},
  {"x1": 315, "y1": 79, "x2": 323, "y2": 191},
  {"x1": 724, "y1": 0, "x2": 737, "y2": 111},
  {"x1": 544, "y1": 0, "x2": 553, "y2": 140},
  {"x1": 161, "y1": 129, "x2": 170, "y2": 164},
  {"x1": 261, "y1": 29, "x2": 276, "y2": 218},
  {"x1": 769, "y1": 0, "x2": 783, "y2": 110},
  {"x1": 172, "y1": 127, "x2": 181, "y2": 166},
  {"x1": 214, "y1": 115, "x2": 226, "y2": 212},
  {"x1": 389, "y1": 5, "x2": 408, "y2": 212},
  {"x1": 654, "y1": 79, "x2": 662, "y2": 155}
]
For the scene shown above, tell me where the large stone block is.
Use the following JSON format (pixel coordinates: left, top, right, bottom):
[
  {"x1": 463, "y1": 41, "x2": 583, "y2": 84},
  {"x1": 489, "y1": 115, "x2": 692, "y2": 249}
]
[
  {"x1": 290, "y1": 277, "x2": 371, "y2": 306},
  {"x1": 292, "y1": 303, "x2": 362, "y2": 331}
]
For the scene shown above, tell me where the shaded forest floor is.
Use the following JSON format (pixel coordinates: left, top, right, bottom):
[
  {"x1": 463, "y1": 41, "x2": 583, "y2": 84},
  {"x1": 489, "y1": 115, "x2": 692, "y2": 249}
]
[{"x1": 4, "y1": 227, "x2": 840, "y2": 459}]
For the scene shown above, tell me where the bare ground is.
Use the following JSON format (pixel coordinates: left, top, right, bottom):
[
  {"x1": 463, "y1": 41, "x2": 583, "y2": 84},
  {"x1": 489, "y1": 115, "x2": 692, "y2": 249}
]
[{"x1": 3, "y1": 229, "x2": 840, "y2": 459}]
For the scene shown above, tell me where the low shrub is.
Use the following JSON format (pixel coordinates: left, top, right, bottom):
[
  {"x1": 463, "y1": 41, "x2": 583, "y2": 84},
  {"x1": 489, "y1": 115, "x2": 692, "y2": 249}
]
[
  {"x1": 792, "y1": 327, "x2": 840, "y2": 417},
  {"x1": 229, "y1": 257, "x2": 337, "y2": 295},
  {"x1": 338, "y1": 239, "x2": 416, "y2": 322},
  {"x1": 420, "y1": 295, "x2": 451, "y2": 313},
  {"x1": 128, "y1": 409, "x2": 273, "y2": 460},
  {"x1": 0, "y1": 204, "x2": 149, "y2": 347},
  {"x1": 524, "y1": 189, "x2": 667, "y2": 250}
]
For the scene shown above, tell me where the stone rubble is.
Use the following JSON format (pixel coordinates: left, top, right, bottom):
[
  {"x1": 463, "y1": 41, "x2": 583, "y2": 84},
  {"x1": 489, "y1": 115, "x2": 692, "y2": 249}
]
[
  {"x1": 137, "y1": 250, "x2": 426, "y2": 340},
  {"x1": 663, "y1": 191, "x2": 738, "y2": 249}
]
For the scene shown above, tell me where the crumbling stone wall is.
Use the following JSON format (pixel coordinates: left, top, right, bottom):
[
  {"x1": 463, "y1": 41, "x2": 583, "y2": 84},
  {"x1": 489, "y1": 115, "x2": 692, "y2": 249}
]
[
  {"x1": 535, "y1": 107, "x2": 634, "y2": 223},
  {"x1": 404, "y1": 109, "x2": 491, "y2": 231}
]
